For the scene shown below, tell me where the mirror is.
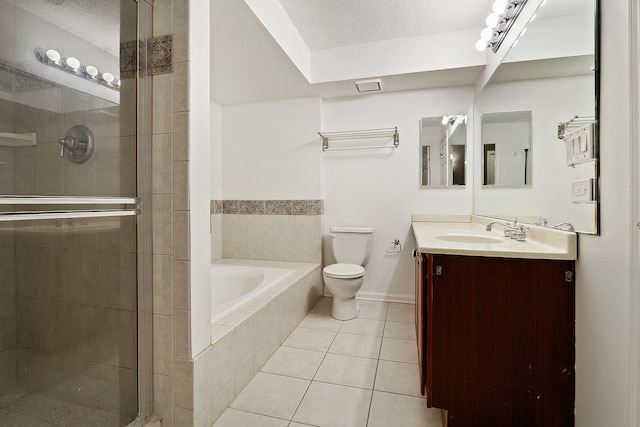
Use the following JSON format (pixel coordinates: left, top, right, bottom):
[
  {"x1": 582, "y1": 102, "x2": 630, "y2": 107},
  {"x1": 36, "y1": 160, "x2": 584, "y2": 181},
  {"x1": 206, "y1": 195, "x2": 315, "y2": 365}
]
[
  {"x1": 420, "y1": 115, "x2": 467, "y2": 187},
  {"x1": 481, "y1": 111, "x2": 532, "y2": 187},
  {"x1": 473, "y1": 0, "x2": 598, "y2": 234}
]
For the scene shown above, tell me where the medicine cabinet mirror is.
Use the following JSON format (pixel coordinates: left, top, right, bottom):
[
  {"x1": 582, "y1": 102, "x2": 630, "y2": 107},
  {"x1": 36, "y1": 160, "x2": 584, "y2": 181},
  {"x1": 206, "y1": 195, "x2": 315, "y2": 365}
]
[
  {"x1": 419, "y1": 115, "x2": 467, "y2": 187},
  {"x1": 481, "y1": 111, "x2": 532, "y2": 187},
  {"x1": 473, "y1": 0, "x2": 598, "y2": 234}
]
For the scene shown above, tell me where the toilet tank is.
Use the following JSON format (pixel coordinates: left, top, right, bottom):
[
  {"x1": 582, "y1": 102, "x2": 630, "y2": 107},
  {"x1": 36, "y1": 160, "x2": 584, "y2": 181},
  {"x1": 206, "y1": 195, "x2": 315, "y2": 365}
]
[{"x1": 330, "y1": 227, "x2": 374, "y2": 265}]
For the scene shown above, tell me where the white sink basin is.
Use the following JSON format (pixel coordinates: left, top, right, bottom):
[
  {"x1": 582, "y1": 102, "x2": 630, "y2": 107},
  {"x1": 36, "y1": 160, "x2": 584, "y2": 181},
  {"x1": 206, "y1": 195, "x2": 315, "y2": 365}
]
[{"x1": 434, "y1": 233, "x2": 503, "y2": 244}]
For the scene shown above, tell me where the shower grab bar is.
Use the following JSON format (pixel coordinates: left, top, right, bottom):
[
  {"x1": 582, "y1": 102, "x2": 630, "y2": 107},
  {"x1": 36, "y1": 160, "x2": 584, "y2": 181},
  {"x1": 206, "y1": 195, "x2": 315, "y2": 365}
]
[
  {"x1": 0, "y1": 209, "x2": 139, "y2": 222},
  {"x1": 319, "y1": 127, "x2": 399, "y2": 152},
  {"x1": 0, "y1": 196, "x2": 139, "y2": 205}
]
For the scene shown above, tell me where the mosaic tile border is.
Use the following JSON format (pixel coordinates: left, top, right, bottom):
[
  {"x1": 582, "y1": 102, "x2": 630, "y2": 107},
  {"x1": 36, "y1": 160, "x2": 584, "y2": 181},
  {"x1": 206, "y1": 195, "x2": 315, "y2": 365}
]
[
  {"x1": 120, "y1": 35, "x2": 173, "y2": 79},
  {"x1": 211, "y1": 200, "x2": 323, "y2": 215},
  {"x1": 210, "y1": 200, "x2": 223, "y2": 214},
  {"x1": 120, "y1": 40, "x2": 139, "y2": 79},
  {"x1": 149, "y1": 35, "x2": 173, "y2": 75}
]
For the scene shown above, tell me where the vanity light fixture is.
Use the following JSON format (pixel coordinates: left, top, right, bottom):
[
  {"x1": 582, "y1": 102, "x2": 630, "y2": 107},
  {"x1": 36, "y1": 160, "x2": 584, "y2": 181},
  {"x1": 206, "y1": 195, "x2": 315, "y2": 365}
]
[
  {"x1": 34, "y1": 47, "x2": 120, "y2": 91},
  {"x1": 355, "y1": 78, "x2": 382, "y2": 93},
  {"x1": 475, "y1": 0, "x2": 529, "y2": 53}
]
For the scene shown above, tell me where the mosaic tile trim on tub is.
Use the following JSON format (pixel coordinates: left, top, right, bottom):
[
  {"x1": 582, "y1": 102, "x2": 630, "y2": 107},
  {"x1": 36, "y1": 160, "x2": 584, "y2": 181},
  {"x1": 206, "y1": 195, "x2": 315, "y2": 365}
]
[{"x1": 211, "y1": 200, "x2": 323, "y2": 215}]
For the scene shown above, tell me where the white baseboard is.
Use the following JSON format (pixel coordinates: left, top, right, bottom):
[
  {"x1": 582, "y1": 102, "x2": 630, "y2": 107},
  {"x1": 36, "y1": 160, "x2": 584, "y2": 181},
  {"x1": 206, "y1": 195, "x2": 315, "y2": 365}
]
[{"x1": 323, "y1": 289, "x2": 415, "y2": 304}]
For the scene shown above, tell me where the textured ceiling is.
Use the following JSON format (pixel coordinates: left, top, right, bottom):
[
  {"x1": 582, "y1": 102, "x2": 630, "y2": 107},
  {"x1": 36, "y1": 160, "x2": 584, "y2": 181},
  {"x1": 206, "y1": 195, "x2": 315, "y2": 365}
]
[
  {"x1": 278, "y1": 0, "x2": 494, "y2": 50},
  {"x1": 278, "y1": 0, "x2": 592, "y2": 51},
  {"x1": 6, "y1": 0, "x2": 121, "y2": 56}
]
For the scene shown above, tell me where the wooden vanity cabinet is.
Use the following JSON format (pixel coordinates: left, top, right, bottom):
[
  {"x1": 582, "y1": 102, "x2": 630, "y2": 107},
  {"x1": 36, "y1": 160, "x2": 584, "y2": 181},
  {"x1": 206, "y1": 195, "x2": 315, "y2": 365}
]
[{"x1": 414, "y1": 253, "x2": 575, "y2": 427}]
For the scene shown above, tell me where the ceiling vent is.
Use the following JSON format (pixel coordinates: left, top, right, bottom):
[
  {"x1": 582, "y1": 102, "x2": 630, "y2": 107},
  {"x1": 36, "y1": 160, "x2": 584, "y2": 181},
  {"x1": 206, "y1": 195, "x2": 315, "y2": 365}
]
[{"x1": 355, "y1": 78, "x2": 382, "y2": 93}]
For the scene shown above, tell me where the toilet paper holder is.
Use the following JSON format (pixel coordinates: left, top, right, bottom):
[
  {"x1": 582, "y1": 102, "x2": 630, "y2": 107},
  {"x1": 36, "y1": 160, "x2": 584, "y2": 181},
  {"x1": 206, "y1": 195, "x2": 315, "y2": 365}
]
[{"x1": 386, "y1": 239, "x2": 402, "y2": 254}]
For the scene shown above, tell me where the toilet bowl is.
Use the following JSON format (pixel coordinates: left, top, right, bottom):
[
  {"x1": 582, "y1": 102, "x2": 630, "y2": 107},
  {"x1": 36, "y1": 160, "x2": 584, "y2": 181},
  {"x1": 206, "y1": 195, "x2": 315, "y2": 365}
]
[{"x1": 322, "y1": 227, "x2": 373, "y2": 320}]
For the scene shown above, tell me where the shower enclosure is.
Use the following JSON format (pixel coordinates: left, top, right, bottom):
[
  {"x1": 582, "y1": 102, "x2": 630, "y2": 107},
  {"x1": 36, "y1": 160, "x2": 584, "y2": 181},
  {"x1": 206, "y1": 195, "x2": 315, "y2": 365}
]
[{"x1": 0, "y1": 0, "x2": 151, "y2": 425}]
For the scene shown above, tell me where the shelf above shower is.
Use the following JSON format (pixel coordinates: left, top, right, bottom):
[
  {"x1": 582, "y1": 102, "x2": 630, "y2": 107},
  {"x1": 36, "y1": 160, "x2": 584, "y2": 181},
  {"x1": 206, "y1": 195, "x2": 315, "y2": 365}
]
[{"x1": 0, "y1": 131, "x2": 37, "y2": 147}]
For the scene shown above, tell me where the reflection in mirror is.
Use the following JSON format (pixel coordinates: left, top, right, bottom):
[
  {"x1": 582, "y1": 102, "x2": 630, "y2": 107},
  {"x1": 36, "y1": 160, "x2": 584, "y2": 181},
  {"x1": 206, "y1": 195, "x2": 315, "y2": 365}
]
[
  {"x1": 473, "y1": 0, "x2": 598, "y2": 234},
  {"x1": 420, "y1": 115, "x2": 466, "y2": 187},
  {"x1": 481, "y1": 111, "x2": 532, "y2": 187}
]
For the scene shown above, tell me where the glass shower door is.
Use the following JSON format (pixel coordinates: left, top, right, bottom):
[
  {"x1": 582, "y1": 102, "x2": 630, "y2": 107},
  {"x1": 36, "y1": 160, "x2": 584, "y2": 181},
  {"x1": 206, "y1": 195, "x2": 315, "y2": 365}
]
[{"x1": 0, "y1": 1, "x2": 141, "y2": 425}]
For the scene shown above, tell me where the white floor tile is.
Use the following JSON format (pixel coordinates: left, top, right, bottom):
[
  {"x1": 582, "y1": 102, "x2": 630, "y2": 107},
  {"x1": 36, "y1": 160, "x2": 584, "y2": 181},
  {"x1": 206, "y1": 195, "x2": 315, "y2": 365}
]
[
  {"x1": 329, "y1": 333, "x2": 382, "y2": 359},
  {"x1": 261, "y1": 346, "x2": 326, "y2": 380},
  {"x1": 298, "y1": 313, "x2": 342, "y2": 332},
  {"x1": 230, "y1": 372, "x2": 310, "y2": 420},
  {"x1": 379, "y1": 338, "x2": 419, "y2": 364},
  {"x1": 383, "y1": 321, "x2": 417, "y2": 340},
  {"x1": 339, "y1": 318, "x2": 385, "y2": 337},
  {"x1": 213, "y1": 408, "x2": 288, "y2": 427},
  {"x1": 293, "y1": 382, "x2": 372, "y2": 427},
  {"x1": 357, "y1": 304, "x2": 388, "y2": 321},
  {"x1": 374, "y1": 360, "x2": 422, "y2": 397},
  {"x1": 356, "y1": 300, "x2": 388, "y2": 309},
  {"x1": 310, "y1": 297, "x2": 333, "y2": 315},
  {"x1": 314, "y1": 353, "x2": 377, "y2": 389},
  {"x1": 283, "y1": 327, "x2": 337, "y2": 352},
  {"x1": 288, "y1": 423, "x2": 316, "y2": 427},
  {"x1": 386, "y1": 304, "x2": 415, "y2": 323},
  {"x1": 367, "y1": 391, "x2": 442, "y2": 427}
]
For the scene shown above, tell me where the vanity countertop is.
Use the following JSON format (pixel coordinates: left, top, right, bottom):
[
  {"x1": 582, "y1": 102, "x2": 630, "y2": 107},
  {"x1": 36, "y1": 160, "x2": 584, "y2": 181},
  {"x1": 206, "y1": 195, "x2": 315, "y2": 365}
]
[{"x1": 412, "y1": 215, "x2": 577, "y2": 260}]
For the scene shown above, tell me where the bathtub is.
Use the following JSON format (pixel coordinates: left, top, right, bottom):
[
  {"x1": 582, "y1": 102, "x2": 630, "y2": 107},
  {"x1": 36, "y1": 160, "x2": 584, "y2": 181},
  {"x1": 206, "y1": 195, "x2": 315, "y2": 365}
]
[{"x1": 211, "y1": 264, "x2": 296, "y2": 324}]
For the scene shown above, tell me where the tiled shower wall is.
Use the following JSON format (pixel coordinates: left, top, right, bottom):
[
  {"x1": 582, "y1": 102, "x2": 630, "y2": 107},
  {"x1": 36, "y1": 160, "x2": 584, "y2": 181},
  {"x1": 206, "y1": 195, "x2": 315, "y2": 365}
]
[
  {"x1": 149, "y1": 0, "x2": 194, "y2": 425},
  {"x1": 210, "y1": 200, "x2": 323, "y2": 263}
]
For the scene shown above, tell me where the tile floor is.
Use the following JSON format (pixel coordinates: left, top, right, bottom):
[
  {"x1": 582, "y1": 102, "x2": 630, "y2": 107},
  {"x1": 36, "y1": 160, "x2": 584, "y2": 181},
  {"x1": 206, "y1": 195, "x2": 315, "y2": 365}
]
[{"x1": 213, "y1": 298, "x2": 443, "y2": 427}]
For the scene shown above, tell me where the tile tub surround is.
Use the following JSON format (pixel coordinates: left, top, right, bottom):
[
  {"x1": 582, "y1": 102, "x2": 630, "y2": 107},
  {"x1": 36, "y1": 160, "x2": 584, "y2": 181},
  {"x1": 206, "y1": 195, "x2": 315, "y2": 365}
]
[
  {"x1": 211, "y1": 199, "x2": 323, "y2": 263},
  {"x1": 188, "y1": 259, "x2": 324, "y2": 426},
  {"x1": 213, "y1": 298, "x2": 443, "y2": 427}
]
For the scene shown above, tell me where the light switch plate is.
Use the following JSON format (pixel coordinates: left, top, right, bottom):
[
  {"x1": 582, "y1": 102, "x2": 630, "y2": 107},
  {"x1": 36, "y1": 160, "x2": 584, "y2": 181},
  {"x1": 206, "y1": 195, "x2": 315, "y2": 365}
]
[{"x1": 571, "y1": 178, "x2": 594, "y2": 203}]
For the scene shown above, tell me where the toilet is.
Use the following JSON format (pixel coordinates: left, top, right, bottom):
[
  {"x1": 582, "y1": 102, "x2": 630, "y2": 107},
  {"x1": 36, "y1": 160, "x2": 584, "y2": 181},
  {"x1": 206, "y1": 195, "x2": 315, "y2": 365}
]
[{"x1": 323, "y1": 226, "x2": 374, "y2": 320}]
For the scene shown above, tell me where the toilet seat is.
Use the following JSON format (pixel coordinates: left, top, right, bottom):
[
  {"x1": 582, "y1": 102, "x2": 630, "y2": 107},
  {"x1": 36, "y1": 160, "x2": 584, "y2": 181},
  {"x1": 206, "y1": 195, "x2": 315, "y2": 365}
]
[{"x1": 323, "y1": 263, "x2": 365, "y2": 279}]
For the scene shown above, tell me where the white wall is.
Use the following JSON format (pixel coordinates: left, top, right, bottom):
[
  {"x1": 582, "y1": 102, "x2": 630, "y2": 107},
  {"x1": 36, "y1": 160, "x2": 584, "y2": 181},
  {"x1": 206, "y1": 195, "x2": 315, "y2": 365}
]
[
  {"x1": 189, "y1": 0, "x2": 211, "y2": 356},
  {"x1": 322, "y1": 87, "x2": 474, "y2": 302},
  {"x1": 574, "y1": 0, "x2": 633, "y2": 425},
  {"x1": 222, "y1": 97, "x2": 322, "y2": 199},
  {"x1": 211, "y1": 101, "x2": 222, "y2": 199}
]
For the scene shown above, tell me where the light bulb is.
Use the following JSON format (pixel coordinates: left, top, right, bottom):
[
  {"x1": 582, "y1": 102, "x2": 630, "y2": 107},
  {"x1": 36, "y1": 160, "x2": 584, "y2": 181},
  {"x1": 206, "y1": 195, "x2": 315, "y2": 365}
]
[
  {"x1": 520, "y1": 27, "x2": 527, "y2": 37},
  {"x1": 102, "y1": 72, "x2": 114, "y2": 83},
  {"x1": 66, "y1": 57, "x2": 80, "y2": 71},
  {"x1": 441, "y1": 116, "x2": 449, "y2": 125},
  {"x1": 529, "y1": 13, "x2": 537, "y2": 23},
  {"x1": 85, "y1": 65, "x2": 98, "y2": 78},
  {"x1": 493, "y1": 0, "x2": 508, "y2": 14},
  {"x1": 480, "y1": 27, "x2": 493, "y2": 42},
  {"x1": 512, "y1": 39, "x2": 519, "y2": 47},
  {"x1": 46, "y1": 49, "x2": 60, "y2": 63},
  {"x1": 486, "y1": 13, "x2": 500, "y2": 28},
  {"x1": 475, "y1": 39, "x2": 487, "y2": 52}
]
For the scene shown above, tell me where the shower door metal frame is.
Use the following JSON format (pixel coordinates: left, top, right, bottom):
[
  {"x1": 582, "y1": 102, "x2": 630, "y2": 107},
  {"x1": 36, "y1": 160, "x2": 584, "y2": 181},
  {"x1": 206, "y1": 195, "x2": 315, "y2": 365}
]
[{"x1": 135, "y1": 0, "x2": 154, "y2": 423}]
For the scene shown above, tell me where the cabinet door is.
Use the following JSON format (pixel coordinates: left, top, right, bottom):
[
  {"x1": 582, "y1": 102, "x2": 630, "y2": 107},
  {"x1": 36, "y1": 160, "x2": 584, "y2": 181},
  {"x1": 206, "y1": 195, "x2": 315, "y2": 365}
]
[
  {"x1": 414, "y1": 252, "x2": 427, "y2": 396},
  {"x1": 430, "y1": 255, "x2": 575, "y2": 426}
]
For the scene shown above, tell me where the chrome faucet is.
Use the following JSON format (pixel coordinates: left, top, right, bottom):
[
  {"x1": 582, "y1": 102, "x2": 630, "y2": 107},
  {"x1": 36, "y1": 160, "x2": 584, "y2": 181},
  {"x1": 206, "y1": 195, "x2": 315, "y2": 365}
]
[
  {"x1": 485, "y1": 220, "x2": 528, "y2": 241},
  {"x1": 552, "y1": 222, "x2": 575, "y2": 232},
  {"x1": 485, "y1": 220, "x2": 518, "y2": 232}
]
